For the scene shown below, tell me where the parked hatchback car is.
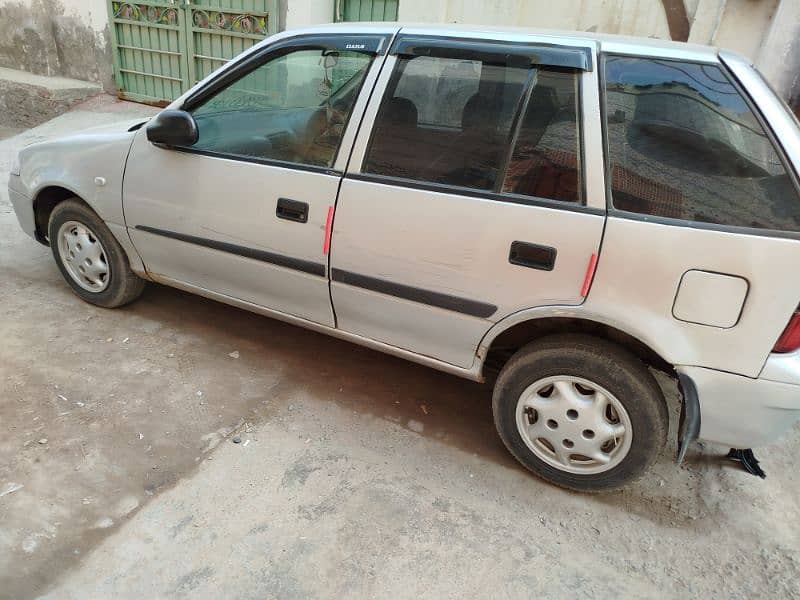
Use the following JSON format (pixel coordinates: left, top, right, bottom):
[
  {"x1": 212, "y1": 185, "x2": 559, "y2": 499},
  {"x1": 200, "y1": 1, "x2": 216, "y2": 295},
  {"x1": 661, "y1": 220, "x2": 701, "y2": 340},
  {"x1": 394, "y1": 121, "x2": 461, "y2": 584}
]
[{"x1": 9, "y1": 23, "x2": 800, "y2": 491}]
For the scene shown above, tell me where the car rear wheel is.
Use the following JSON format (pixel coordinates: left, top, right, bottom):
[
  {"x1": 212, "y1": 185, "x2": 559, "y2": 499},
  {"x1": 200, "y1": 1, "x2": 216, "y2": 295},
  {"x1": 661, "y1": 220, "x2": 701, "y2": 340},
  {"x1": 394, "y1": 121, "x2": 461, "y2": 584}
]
[
  {"x1": 492, "y1": 334, "x2": 668, "y2": 492},
  {"x1": 48, "y1": 199, "x2": 145, "y2": 308}
]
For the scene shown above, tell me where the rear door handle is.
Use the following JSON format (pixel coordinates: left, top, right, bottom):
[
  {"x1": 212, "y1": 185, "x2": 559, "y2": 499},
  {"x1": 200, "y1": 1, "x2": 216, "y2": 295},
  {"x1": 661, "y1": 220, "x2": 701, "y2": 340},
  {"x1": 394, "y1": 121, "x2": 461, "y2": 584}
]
[
  {"x1": 276, "y1": 198, "x2": 308, "y2": 223},
  {"x1": 509, "y1": 241, "x2": 557, "y2": 271}
]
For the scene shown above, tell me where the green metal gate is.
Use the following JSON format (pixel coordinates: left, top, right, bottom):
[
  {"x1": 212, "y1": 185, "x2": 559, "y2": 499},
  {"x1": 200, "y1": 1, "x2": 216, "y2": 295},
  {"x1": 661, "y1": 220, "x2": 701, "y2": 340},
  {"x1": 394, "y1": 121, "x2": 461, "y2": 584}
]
[
  {"x1": 108, "y1": 0, "x2": 279, "y2": 105},
  {"x1": 335, "y1": 0, "x2": 399, "y2": 22}
]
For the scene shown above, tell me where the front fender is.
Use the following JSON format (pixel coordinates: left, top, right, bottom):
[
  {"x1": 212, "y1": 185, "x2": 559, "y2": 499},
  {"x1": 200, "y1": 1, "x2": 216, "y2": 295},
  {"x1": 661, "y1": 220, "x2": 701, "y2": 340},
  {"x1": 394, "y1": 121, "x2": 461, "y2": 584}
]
[{"x1": 18, "y1": 119, "x2": 143, "y2": 227}]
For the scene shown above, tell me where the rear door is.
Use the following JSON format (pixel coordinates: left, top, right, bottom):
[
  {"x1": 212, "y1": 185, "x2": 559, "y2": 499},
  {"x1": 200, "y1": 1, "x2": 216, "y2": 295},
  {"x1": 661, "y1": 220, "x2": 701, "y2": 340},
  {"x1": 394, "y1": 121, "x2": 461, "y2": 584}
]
[{"x1": 329, "y1": 33, "x2": 606, "y2": 367}]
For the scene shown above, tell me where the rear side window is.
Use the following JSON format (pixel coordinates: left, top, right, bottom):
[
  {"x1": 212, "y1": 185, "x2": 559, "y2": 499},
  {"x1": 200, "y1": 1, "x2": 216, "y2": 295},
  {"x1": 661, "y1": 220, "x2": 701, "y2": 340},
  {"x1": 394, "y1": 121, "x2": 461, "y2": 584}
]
[
  {"x1": 604, "y1": 55, "x2": 800, "y2": 231},
  {"x1": 364, "y1": 55, "x2": 583, "y2": 203},
  {"x1": 393, "y1": 56, "x2": 483, "y2": 129},
  {"x1": 364, "y1": 55, "x2": 529, "y2": 191}
]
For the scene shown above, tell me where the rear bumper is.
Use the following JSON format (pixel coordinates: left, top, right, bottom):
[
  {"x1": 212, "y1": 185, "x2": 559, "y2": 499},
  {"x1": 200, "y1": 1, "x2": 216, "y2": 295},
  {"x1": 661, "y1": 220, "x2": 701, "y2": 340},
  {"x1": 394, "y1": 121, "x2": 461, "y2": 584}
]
[
  {"x1": 679, "y1": 357, "x2": 800, "y2": 447},
  {"x1": 8, "y1": 178, "x2": 36, "y2": 239}
]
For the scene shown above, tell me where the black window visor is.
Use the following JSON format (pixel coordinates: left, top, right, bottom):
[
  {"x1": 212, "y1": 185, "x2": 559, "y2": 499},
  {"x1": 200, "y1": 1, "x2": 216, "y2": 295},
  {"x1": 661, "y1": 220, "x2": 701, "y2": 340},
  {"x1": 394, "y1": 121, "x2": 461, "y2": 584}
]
[{"x1": 390, "y1": 35, "x2": 592, "y2": 71}]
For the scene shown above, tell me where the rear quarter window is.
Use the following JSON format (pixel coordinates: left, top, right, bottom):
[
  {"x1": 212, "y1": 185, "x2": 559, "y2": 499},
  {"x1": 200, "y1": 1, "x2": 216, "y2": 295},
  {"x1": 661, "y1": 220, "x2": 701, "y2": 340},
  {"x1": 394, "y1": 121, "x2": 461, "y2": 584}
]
[
  {"x1": 363, "y1": 54, "x2": 583, "y2": 203},
  {"x1": 603, "y1": 55, "x2": 800, "y2": 232}
]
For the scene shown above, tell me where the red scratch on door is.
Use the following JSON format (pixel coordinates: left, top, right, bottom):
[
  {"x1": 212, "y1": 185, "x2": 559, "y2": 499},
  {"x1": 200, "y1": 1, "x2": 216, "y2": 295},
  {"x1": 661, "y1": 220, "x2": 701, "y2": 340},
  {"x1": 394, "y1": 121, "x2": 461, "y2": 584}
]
[{"x1": 323, "y1": 205, "x2": 334, "y2": 255}]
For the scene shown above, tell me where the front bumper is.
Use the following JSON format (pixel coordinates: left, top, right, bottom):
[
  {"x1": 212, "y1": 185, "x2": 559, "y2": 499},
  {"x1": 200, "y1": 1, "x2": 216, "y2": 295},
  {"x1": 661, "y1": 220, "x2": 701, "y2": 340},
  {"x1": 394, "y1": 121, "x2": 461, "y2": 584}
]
[
  {"x1": 679, "y1": 357, "x2": 800, "y2": 447},
  {"x1": 8, "y1": 177, "x2": 36, "y2": 239}
]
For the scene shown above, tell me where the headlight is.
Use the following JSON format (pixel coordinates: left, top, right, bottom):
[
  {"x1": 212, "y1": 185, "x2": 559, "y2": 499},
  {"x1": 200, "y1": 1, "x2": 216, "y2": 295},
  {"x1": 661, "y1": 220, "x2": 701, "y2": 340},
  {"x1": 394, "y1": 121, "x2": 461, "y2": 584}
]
[{"x1": 10, "y1": 154, "x2": 20, "y2": 176}]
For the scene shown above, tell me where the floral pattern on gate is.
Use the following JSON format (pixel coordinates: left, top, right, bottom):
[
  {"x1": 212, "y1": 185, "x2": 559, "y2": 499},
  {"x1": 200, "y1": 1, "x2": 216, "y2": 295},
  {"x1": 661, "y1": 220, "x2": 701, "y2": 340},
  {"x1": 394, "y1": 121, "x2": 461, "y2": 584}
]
[
  {"x1": 192, "y1": 10, "x2": 268, "y2": 35},
  {"x1": 112, "y1": 3, "x2": 179, "y2": 25}
]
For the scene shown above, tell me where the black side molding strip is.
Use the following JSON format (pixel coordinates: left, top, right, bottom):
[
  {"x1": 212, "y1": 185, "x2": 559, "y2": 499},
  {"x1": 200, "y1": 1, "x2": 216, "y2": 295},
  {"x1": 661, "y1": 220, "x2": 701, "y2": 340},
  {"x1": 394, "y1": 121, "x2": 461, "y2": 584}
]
[
  {"x1": 331, "y1": 268, "x2": 497, "y2": 318},
  {"x1": 134, "y1": 225, "x2": 326, "y2": 277}
]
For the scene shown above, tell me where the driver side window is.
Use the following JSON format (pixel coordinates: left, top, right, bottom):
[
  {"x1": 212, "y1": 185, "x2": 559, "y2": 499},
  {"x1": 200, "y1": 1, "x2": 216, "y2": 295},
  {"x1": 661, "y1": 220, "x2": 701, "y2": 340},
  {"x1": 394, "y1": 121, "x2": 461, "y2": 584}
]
[{"x1": 190, "y1": 48, "x2": 373, "y2": 168}]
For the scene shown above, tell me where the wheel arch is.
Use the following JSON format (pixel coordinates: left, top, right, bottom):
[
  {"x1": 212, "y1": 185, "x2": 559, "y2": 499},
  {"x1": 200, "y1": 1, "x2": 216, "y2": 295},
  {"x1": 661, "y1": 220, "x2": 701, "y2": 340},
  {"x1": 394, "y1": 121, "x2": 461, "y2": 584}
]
[
  {"x1": 32, "y1": 185, "x2": 86, "y2": 245},
  {"x1": 478, "y1": 310, "x2": 676, "y2": 380},
  {"x1": 32, "y1": 188, "x2": 148, "y2": 276}
]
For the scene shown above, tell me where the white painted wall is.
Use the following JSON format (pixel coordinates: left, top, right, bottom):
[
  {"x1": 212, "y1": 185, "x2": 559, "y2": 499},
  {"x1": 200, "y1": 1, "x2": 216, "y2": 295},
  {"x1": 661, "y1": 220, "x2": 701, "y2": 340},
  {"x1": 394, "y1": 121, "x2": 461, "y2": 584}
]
[
  {"x1": 749, "y1": 0, "x2": 800, "y2": 102},
  {"x1": 285, "y1": 0, "x2": 334, "y2": 30},
  {"x1": 284, "y1": 0, "x2": 800, "y2": 104},
  {"x1": 398, "y1": 0, "x2": 673, "y2": 39},
  {"x1": 65, "y1": 0, "x2": 109, "y2": 33}
]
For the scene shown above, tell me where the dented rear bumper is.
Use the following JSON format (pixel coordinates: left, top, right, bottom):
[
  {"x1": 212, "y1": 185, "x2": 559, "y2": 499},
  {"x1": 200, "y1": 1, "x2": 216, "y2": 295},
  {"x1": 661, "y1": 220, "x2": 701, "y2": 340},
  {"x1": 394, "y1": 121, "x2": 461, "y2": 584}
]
[{"x1": 678, "y1": 356, "x2": 800, "y2": 448}]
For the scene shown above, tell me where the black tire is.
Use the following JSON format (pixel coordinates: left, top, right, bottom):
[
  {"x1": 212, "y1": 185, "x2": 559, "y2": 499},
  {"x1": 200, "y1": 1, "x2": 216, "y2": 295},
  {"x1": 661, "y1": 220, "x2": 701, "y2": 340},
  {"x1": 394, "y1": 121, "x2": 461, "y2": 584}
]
[
  {"x1": 48, "y1": 198, "x2": 145, "y2": 308},
  {"x1": 492, "y1": 334, "x2": 668, "y2": 492}
]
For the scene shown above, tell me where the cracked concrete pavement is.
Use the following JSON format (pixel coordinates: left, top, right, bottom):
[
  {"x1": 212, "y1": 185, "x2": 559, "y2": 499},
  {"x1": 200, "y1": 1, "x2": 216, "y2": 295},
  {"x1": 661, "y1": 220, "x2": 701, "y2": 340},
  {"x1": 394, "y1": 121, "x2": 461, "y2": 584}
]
[{"x1": 1, "y1": 95, "x2": 799, "y2": 599}]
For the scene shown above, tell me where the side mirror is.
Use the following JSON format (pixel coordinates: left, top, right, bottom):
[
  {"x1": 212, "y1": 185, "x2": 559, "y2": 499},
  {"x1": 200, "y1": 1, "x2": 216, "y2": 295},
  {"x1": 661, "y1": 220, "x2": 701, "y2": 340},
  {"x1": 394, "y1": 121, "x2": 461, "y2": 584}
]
[{"x1": 146, "y1": 110, "x2": 199, "y2": 147}]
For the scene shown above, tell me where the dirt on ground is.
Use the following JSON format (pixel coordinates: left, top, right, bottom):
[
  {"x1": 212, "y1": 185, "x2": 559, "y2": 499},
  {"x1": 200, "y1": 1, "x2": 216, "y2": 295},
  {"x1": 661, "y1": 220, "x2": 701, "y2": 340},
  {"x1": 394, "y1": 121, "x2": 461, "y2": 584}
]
[{"x1": 1, "y1": 96, "x2": 799, "y2": 599}]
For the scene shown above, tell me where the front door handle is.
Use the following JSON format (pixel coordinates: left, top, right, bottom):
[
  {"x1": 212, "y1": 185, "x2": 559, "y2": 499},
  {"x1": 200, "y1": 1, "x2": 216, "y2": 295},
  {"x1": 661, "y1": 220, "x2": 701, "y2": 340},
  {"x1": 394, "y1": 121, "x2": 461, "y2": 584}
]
[
  {"x1": 509, "y1": 241, "x2": 557, "y2": 271},
  {"x1": 276, "y1": 198, "x2": 308, "y2": 223}
]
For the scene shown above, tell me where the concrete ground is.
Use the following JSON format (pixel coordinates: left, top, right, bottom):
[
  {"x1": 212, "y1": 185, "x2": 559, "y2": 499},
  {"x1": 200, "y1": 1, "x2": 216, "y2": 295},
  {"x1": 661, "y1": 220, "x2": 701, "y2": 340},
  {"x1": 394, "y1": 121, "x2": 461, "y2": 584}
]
[
  {"x1": 0, "y1": 66, "x2": 102, "y2": 129},
  {"x1": 1, "y1": 96, "x2": 799, "y2": 600}
]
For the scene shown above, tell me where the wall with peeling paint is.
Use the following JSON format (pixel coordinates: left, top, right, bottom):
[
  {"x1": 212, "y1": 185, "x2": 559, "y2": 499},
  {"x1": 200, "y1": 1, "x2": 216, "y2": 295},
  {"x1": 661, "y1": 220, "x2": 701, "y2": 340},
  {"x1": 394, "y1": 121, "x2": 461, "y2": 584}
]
[{"x1": 0, "y1": 0, "x2": 113, "y2": 91}]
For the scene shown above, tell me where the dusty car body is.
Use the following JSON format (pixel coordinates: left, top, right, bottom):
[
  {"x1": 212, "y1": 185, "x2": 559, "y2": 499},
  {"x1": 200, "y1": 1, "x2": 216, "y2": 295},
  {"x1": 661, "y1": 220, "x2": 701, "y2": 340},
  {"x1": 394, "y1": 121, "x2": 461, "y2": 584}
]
[{"x1": 9, "y1": 23, "x2": 800, "y2": 491}]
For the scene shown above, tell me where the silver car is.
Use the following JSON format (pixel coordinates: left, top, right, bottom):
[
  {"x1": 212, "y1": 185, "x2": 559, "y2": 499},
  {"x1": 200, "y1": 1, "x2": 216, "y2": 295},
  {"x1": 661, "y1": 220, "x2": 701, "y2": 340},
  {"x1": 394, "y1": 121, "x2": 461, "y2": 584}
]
[{"x1": 8, "y1": 23, "x2": 800, "y2": 491}]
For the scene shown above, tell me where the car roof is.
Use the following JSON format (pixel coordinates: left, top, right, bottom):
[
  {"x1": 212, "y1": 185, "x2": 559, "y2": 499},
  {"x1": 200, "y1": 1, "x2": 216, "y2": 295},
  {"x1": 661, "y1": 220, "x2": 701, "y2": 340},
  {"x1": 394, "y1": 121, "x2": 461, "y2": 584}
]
[{"x1": 295, "y1": 21, "x2": 724, "y2": 64}]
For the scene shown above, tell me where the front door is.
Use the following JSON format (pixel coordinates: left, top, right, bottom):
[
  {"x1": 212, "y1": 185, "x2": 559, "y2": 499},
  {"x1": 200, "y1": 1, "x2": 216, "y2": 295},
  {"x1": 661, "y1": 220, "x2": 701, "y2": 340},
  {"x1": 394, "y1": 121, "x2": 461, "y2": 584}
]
[
  {"x1": 330, "y1": 34, "x2": 607, "y2": 367},
  {"x1": 124, "y1": 34, "x2": 388, "y2": 326}
]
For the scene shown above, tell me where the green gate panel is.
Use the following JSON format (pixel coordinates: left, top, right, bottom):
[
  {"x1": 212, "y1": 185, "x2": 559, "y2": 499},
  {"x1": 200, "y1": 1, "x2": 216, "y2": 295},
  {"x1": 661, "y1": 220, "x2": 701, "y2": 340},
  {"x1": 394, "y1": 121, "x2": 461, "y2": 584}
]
[
  {"x1": 336, "y1": 0, "x2": 399, "y2": 22},
  {"x1": 108, "y1": 1, "x2": 189, "y2": 104},
  {"x1": 187, "y1": 0, "x2": 279, "y2": 88},
  {"x1": 108, "y1": 0, "x2": 277, "y2": 105}
]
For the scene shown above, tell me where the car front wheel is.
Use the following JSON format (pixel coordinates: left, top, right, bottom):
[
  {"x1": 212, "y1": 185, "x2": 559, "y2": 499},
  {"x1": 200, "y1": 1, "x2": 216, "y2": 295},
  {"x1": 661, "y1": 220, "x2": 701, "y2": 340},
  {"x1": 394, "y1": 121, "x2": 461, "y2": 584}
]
[
  {"x1": 48, "y1": 198, "x2": 145, "y2": 308},
  {"x1": 492, "y1": 334, "x2": 668, "y2": 492}
]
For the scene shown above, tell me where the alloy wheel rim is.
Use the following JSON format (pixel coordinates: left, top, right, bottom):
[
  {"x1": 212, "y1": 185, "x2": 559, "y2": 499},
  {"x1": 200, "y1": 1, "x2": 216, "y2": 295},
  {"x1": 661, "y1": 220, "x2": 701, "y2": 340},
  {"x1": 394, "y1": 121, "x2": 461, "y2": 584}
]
[
  {"x1": 515, "y1": 375, "x2": 632, "y2": 475},
  {"x1": 57, "y1": 220, "x2": 110, "y2": 293}
]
